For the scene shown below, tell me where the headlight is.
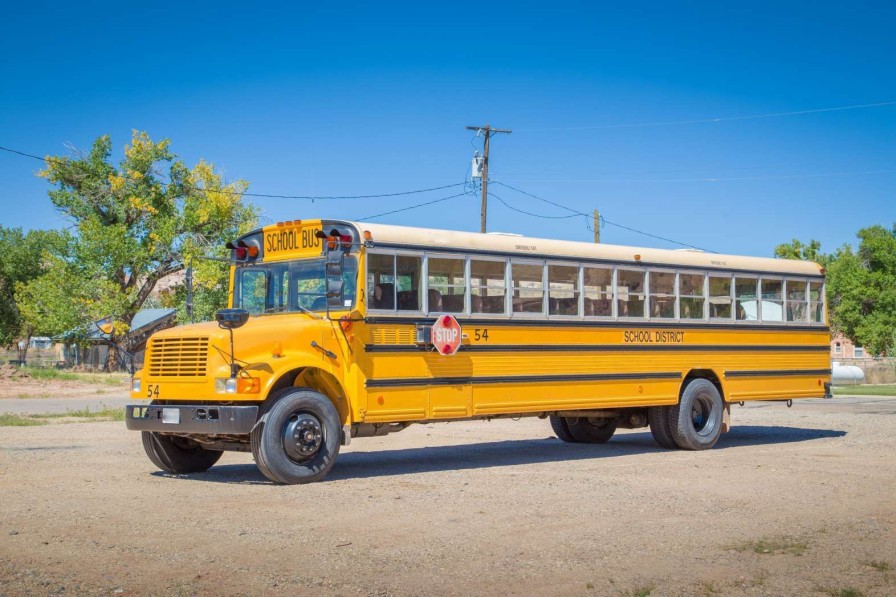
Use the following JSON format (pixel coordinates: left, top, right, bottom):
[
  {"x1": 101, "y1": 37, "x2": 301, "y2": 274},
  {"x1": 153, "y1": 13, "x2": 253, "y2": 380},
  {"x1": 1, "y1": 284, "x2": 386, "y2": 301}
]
[
  {"x1": 131, "y1": 378, "x2": 141, "y2": 393},
  {"x1": 215, "y1": 378, "x2": 238, "y2": 394},
  {"x1": 215, "y1": 377, "x2": 260, "y2": 394}
]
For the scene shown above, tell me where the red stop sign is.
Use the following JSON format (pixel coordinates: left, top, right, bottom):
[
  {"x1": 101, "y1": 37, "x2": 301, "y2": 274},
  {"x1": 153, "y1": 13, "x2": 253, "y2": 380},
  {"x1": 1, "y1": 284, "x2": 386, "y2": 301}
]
[{"x1": 431, "y1": 315, "x2": 462, "y2": 356}]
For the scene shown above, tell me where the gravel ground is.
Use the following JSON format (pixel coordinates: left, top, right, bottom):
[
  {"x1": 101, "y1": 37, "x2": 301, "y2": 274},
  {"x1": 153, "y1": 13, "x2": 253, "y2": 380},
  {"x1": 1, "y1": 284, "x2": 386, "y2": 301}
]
[{"x1": 1, "y1": 396, "x2": 894, "y2": 596}]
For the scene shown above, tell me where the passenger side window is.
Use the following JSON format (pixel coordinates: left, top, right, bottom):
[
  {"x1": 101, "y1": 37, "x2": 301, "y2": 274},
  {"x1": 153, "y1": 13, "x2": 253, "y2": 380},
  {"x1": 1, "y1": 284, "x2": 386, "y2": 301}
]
[
  {"x1": 617, "y1": 269, "x2": 645, "y2": 317},
  {"x1": 511, "y1": 262, "x2": 545, "y2": 314},
  {"x1": 709, "y1": 276, "x2": 733, "y2": 320},
  {"x1": 761, "y1": 278, "x2": 783, "y2": 322},
  {"x1": 679, "y1": 273, "x2": 706, "y2": 320},
  {"x1": 548, "y1": 265, "x2": 579, "y2": 316},
  {"x1": 649, "y1": 271, "x2": 675, "y2": 318},
  {"x1": 735, "y1": 277, "x2": 758, "y2": 321},
  {"x1": 809, "y1": 281, "x2": 824, "y2": 324},
  {"x1": 583, "y1": 267, "x2": 613, "y2": 317},
  {"x1": 367, "y1": 254, "x2": 396, "y2": 310},
  {"x1": 470, "y1": 260, "x2": 506, "y2": 314},
  {"x1": 427, "y1": 257, "x2": 465, "y2": 313},
  {"x1": 786, "y1": 280, "x2": 808, "y2": 322},
  {"x1": 396, "y1": 255, "x2": 422, "y2": 311}
]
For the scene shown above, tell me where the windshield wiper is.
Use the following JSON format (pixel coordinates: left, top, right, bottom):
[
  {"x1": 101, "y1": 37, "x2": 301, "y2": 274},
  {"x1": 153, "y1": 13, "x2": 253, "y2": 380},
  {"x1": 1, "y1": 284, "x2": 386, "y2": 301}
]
[{"x1": 296, "y1": 304, "x2": 323, "y2": 319}]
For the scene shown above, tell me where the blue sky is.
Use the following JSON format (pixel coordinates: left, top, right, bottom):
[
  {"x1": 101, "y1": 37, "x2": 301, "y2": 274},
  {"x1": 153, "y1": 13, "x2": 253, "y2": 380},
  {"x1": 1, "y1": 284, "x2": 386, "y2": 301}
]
[{"x1": 1, "y1": 1, "x2": 893, "y2": 256}]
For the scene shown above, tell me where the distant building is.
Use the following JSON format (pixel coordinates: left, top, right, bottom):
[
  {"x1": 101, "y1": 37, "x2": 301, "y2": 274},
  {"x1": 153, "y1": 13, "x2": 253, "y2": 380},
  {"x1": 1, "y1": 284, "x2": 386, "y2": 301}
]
[
  {"x1": 55, "y1": 308, "x2": 177, "y2": 371},
  {"x1": 831, "y1": 332, "x2": 872, "y2": 360},
  {"x1": 28, "y1": 336, "x2": 53, "y2": 349}
]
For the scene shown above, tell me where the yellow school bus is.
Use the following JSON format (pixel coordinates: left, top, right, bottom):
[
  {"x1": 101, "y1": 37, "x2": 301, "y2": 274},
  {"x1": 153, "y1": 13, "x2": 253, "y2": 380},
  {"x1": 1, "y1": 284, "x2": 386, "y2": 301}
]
[{"x1": 126, "y1": 219, "x2": 831, "y2": 484}]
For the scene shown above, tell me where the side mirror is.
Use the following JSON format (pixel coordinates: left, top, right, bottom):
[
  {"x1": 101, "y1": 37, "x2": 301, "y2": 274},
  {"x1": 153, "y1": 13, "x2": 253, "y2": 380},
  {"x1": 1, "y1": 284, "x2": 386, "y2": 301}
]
[
  {"x1": 215, "y1": 308, "x2": 250, "y2": 329},
  {"x1": 325, "y1": 249, "x2": 345, "y2": 307},
  {"x1": 326, "y1": 248, "x2": 345, "y2": 307}
]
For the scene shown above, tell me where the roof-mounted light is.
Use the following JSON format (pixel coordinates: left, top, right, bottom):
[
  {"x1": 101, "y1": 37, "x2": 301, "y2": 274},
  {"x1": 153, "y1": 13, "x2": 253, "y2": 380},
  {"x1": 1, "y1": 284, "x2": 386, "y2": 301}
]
[
  {"x1": 226, "y1": 239, "x2": 260, "y2": 261},
  {"x1": 316, "y1": 229, "x2": 354, "y2": 253}
]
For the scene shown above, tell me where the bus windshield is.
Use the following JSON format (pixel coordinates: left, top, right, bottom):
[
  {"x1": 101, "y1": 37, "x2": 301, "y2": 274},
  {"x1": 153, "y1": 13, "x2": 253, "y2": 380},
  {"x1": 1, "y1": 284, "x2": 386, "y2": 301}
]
[{"x1": 235, "y1": 257, "x2": 358, "y2": 315}]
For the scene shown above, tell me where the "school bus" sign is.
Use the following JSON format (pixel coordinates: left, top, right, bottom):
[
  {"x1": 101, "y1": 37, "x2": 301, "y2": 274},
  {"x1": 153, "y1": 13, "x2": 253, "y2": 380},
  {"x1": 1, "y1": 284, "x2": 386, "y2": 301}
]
[{"x1": 263, "y1": 221, "x2": 324, "y2": 259}]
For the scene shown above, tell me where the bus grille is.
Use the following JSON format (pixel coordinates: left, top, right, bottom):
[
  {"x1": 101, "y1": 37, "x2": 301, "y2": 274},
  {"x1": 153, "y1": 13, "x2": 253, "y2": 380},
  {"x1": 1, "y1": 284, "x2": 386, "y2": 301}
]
[{"x1": 147, "y1": 337, "x2": 210, "y2": 377}]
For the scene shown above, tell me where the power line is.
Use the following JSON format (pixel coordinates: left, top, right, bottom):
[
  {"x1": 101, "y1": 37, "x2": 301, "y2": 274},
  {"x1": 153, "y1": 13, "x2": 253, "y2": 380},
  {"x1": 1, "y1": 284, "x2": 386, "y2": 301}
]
[
  {"x1": 600, "y1": 217, "x2": 714, "y2": 253},
  {"x1": 0, "y1": 144, "x2": 465, "y2": 200},
  {"x1": 493, "y1": 160, "x2": 896, "y2": 177},
  {"x1": 491, "y1": 180, "x2": 714, "y2": 252},
  {"x1": 487, "y1": 192, "x2": 583, "y2": 220},
  {"x1": 515, "y1": 100, "x2": 896, "y2": 132},
  {"x1": 357, "y1": 192, "x2": 470, "y2": 222},
  {"x1": 492, "y1": 180, "x2": 588, "y2": 216},
  {"x1": 492, "y1": 169, "x2": 896, "y2": 184}
]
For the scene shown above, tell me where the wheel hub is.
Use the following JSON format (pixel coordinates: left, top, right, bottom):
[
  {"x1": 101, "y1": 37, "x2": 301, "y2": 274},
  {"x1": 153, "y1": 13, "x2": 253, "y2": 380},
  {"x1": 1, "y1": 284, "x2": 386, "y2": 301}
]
[
  {"x1": 283, "y1": 413, "x2": 323, "y2": 462},
  {"x1": 690, "y1": 394, "x2": 717, "y2": 436},
  {"x1": 691, "y1": 402, "x2": 707, "y2": 430}
]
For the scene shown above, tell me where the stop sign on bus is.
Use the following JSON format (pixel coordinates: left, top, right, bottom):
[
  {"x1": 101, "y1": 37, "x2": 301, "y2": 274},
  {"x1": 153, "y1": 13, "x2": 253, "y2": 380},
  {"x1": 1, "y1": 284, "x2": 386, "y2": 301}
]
[{"x1": 431, "y1": 315, "x2": 462, "y2": 356}]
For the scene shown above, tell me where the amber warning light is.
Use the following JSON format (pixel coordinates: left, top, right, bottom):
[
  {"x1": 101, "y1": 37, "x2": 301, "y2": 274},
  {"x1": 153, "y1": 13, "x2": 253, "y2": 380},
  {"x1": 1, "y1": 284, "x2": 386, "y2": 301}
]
[{"x1": 226, "y1": 239, "x2": 260, "y2": 261}]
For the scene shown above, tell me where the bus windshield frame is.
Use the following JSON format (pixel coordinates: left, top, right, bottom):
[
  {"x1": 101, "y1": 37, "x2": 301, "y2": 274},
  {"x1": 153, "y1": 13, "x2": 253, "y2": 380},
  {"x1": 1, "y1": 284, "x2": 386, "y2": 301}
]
[{"x1": 234, "y1": 256, "x2": 358, "y2": 315}]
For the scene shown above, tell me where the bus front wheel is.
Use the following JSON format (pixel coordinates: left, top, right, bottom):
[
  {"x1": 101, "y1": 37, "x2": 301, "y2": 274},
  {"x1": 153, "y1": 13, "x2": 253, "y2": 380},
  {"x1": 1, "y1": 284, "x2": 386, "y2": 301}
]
[
  {"x1": 141, "y1": 432, "x2": 223, "y2": 474},
  {"x1": 668, "y1": 379, "x2": 724, "y2": 450},
  {"x1": 251, "y1": 389, "x2": 342, "y2": 484}
]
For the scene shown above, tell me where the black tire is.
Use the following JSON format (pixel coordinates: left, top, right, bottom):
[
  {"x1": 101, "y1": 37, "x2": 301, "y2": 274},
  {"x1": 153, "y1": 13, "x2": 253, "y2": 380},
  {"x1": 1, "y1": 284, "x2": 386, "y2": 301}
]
[
  {"x1": 549, "y1": 415, "x2": 577, "y2": 442},
  {"x1": 141, "y1": 431, "x2": 223, "y2": 474},
  {"x1": 668, "y1": 378, "x2": 724, "y2": 450},
  {"x1": 567, "y1": 417, "x2": 617, "y2": 443},
  {"x1": 648, "y1": 406, "x2": 678, "y2": 449},
  {"x1": 251, "y1": 388, "x2": 341, "y2": 484}
]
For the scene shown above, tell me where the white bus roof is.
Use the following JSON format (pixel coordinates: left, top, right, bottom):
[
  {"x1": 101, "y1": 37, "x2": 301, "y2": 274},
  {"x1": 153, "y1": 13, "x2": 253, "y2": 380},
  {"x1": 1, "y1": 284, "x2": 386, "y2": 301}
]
[{"x1": 351, "y1": 221, "x2": 824, "y2": 277}]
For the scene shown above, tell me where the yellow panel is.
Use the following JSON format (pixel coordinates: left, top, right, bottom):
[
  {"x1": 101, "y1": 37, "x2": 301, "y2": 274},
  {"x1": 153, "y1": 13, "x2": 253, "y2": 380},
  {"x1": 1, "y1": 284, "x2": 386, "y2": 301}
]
[
  {"x1": 261, "y1": 220, "x2": 326, "y2": 261},
  {"x1": 364, "y1": 388, "x2": 428, "y2": 422},
  {"x1": 357, "y1": 320, "x2": 831, "y2": 423}
]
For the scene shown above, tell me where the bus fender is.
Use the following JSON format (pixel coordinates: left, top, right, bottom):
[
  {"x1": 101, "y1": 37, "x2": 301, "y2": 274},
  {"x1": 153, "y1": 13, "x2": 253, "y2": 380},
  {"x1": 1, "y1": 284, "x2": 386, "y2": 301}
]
[{"x1": 262, "y1": 363, "x2": 352, "y2": 427}]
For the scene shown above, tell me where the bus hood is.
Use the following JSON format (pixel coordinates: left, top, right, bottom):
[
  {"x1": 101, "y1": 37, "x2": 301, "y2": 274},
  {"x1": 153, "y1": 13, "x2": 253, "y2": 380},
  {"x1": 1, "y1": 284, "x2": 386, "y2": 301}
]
[{"x1": 147, "y1": 315, "x2": 324, "y2": 375}]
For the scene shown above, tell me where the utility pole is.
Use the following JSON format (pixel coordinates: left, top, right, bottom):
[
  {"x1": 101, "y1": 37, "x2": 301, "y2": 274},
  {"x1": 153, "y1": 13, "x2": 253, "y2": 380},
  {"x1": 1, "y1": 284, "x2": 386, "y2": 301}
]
[
  {"x1": 593, "y1": 209, "x2": 601, "y2": 243},
  {"x1": 466, "y1": 124, "x2": 511, "y2": 233},
  {"x1": 185, "y1": 258, "x2": 194, "y2": 323}
]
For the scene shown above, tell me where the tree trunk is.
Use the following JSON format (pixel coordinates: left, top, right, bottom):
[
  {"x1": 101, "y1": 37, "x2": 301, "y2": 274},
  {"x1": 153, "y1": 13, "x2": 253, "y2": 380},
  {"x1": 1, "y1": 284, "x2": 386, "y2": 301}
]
[
  {"x1": 105, "y1": 339, "x2": 119, "y2": 372},
  {"x1": 18, "y1": 335, "x2": 30, "y2": 366}
]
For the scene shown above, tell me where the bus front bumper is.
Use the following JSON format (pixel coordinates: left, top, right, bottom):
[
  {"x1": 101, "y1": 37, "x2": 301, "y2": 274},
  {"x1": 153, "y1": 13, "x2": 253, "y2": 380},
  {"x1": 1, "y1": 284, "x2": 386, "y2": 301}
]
[{"x1": 125, "y1": 404, "x2": 259, "y2": 434}]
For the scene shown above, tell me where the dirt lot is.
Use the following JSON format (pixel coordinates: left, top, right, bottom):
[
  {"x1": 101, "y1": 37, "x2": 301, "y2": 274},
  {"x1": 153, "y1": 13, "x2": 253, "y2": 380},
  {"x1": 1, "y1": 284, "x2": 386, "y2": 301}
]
[
  {"x1": 1, "y1": 396, "x2": 895, "y2": 596},
  {"x1": 0, "y1": 365, "x2": 129, "y2": 400}
]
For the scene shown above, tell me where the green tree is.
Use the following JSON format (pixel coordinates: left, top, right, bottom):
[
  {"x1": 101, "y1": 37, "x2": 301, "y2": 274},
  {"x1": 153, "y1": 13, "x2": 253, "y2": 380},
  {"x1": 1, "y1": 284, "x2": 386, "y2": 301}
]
[
  {"x1": 0, "y1": 227, "x2": 69, "y2": 351},
  {"x1": 30, "y1": 131, "x2": 258, "y2": 368},
  {"x1": 826, "y1": 225, "x2": 896, "y2": 356},
  {"x1": 774, "y1": 238, "x2": 828, "y2": 265},
  {"x1": 160, "y1": 256, "x2": 233, "y2": 324}
]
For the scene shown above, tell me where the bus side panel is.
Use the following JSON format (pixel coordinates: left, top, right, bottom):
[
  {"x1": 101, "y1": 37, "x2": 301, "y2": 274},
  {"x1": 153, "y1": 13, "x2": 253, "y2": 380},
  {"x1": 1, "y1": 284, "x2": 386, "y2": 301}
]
[{"x1": 359, "y1": 322, "x2": 830, "y2": 422}]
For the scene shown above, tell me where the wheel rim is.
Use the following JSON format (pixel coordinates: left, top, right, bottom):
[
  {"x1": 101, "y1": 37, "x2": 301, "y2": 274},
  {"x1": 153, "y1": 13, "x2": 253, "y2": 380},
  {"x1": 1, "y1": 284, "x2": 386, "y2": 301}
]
[
  {"x1": 691, "y1": 393, "x2": 717, "y2": 437},
  {"x1": 282, "y1": 412, "x2": 324, "y2": 462}
]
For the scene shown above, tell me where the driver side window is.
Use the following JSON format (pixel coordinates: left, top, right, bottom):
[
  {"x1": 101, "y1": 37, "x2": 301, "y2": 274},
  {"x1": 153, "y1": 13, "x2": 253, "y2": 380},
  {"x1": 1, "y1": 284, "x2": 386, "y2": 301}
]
[{"x1": 239, "y1": 269, "x2": 268, "y2": 315}]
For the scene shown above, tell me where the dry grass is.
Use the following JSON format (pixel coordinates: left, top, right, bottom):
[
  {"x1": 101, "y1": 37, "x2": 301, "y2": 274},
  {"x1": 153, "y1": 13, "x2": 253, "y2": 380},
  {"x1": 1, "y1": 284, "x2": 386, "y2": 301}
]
[
  {"x1": 731, "y1": 536, "x2": 808, "y2": 556},
  {"x1": 0, "y1": 407, "x2": 124, "y2": 426}
]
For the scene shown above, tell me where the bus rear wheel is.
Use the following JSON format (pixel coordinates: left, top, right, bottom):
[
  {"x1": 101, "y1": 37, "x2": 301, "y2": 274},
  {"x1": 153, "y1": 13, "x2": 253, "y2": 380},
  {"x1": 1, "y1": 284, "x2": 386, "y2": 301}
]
[
  {"x1": 648, "y1": 406, "x2": 678, "y2": 449},
  {"x1": 141, "y1": 432, "x2": 223, "y2": 474},
  {"x1": 251, "y1": 389, "x2": 342, "y2": 484},
  {"x1": 549, "y1": 416, "x2": 576, "y2": 442},
  {"x1": 668, "y1": 378, "x2": 724, "y2": 450},
  {"x1": 567, "y1": 417, "x2": 617, "y2": 443}
]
